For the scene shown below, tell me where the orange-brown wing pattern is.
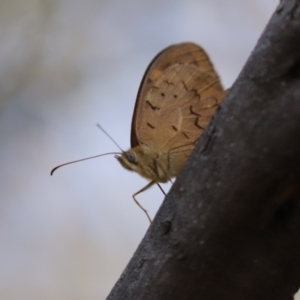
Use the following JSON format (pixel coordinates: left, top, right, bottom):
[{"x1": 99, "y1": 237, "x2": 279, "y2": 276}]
[
  {"x1": 134, "y1": 62, "x2": 225, "y2": 177},
  {"x1": 130, "y1": 42, "x2": 222, "y2": 147}
]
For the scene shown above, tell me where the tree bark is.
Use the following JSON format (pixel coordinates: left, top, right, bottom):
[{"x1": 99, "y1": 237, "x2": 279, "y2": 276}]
[{"x1": 107, "y1": 1, "x2": 300, "y2": 299}]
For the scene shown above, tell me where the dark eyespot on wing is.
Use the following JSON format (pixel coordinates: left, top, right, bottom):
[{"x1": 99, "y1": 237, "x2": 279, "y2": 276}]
[
  {"x1": 182, "y1": 131, "x2": 190, "y2": 139},
  {"x1": 147, "y1": 122, "x2": 155, "y2": 129},
  {"x1": 182, "y1": 81, "x2": 188, "y2": 92},
  {"x1": 194, "y1": 118, "x2": 205, "y2": 130},
  {"x1": 146, "y1": 100, "x2": 160, "y2": 111},
  {"x1": 190, "y1": 105, "x2": 200, "y2": 116}
]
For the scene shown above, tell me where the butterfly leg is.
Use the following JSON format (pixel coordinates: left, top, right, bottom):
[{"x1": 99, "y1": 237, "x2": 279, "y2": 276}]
[
  {"x1": 156, "y1": 183, "x2": 166, "y2": 196},
  {"x1": 133, "y1": 180, "x2": 155, "y2": 223}
]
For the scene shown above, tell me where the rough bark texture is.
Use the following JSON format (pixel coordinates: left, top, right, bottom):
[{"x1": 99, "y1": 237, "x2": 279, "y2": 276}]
[{"x1": 107, "y1": 1, "x2": 300, "y2": 299}]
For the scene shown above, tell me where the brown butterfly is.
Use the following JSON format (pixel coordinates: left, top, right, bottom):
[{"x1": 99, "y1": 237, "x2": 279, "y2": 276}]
[
  {"x1": 51, "y1": 42, "x2": 225, "y2": 223},
  {"x1": 116, "y1": 42, "x2": 225, "y2": 221}
]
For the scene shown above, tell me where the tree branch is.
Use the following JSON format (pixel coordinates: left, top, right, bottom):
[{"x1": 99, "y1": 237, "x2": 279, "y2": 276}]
[{"x1": 107, "y1": 1, "x2": 300, "y2": 299}]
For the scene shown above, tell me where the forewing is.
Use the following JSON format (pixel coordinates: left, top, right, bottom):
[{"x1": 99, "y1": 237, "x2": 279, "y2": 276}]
[
  {"x1": 135, "y1": 64, "x2": 225, "y2": 157},
  {"x1": 131, "y1": 42, "x2": 221, "y2": 147}
]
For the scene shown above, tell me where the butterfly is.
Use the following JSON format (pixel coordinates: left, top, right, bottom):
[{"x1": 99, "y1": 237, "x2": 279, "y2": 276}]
[
  {"x1": 51, "y1": 42, "x2": 225, "y2": 223},
  {"x1": 116, "y1": 42, "x2": 225, "y2": 222}
]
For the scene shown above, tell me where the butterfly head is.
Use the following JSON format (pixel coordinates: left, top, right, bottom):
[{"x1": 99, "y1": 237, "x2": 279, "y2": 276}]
[
  {"x1": 115, "y1": 150, "x2": 138, "y2": 173},
  {"x1": 115, "y1": 146, "x2": 159, "y2": 181},
  {"x1": 115, "y1": 146, "x2": 172, "y2": 183}
]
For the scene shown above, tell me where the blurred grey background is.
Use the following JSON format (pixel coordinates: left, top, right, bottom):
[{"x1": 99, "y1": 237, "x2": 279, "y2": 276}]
[{"x1": 1, "y1": 1, "x2": 290, "y2": 299}]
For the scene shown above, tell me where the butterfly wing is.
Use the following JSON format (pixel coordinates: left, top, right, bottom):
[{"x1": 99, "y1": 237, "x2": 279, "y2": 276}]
[
  {"x1": 137, "y1": 63, "x2": 225, "y2": 176},
  {"x1": 131, "y1": 42, "x2": 222, "y2": 147}
]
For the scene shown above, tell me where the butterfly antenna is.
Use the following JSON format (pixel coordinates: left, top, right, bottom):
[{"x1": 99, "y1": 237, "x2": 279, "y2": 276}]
[
  {"x1": 96, "y1": 124, "x2": 124, "y2": 152},
  {"x1": 50, "y1": 152, "x2": 120, "y2": 176}
]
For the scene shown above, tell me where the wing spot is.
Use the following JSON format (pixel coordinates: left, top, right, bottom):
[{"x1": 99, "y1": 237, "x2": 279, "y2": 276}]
[
  {"x1": 161, "y1": 92, "x2": 165, "y2": 97},
  {"x1": 194, "y1": 118, "x2": 205, "y2": 130},
  {"x1": 172, "y1": 125, "x2": 178, "y2": 132},
  {"x1": 182, "y1": 132, "x2": 190, "y2": 139},
  {"x1": 174, "y1": 94, "x2": 177, "y2": 98},
  {"x1": 147, "y1": 122, "x2": 155, "y2": 129},
  {"x1": 190, "y1": 88, "x2": 200, "y2": 98},
  {"x1": 181, "y1": 81, "x2": 188, "y2": 91},
  {"x1": 190, "y1": 105, "x2": 200, "y2": 116},
  {"x1": 146, "y1": 100, "x2": 160, "y2": 111}
]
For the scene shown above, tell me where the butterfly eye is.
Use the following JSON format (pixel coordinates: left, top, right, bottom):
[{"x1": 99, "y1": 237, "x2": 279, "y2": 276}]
[{"x1": 125, "y1": 151, "x2": 137, "y2": 164}]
